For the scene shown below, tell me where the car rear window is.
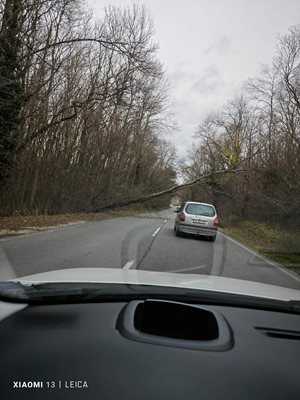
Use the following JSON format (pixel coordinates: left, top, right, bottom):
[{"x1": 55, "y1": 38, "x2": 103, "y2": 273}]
[{"x1": 185, "y1": 204, "x2": 215, "y2": 217}]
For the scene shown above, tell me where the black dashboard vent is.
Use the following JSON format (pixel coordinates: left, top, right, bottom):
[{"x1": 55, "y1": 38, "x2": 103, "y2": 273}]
[
  {"x1": 134, "y1": 300, "x2": 218, "y2": 340},
  {"x1": 255, "y1": 327, "x2": 300, "y2": 340},
  {"x1": 117, "y1": 299, "x2": 233, "y2": 351}
]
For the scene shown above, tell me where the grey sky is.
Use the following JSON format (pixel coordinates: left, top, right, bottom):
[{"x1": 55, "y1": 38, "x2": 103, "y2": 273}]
[{"x1": 90, "y1": 0, "x2": 300, "y2": 158}]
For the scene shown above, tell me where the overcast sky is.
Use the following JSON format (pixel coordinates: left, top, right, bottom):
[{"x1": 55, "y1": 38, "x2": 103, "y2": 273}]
[{"x1": 90, "y1": 0, "x2": 300, "y2": 158}]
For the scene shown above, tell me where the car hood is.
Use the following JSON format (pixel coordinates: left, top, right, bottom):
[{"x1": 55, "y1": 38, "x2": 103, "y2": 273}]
[{"x1": 15, "y1": 268, "x2": 300, "y2": 301}]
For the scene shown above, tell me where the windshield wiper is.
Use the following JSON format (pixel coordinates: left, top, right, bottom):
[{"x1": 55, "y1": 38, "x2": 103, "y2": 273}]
[{"x1": 0, "y1": 281, "x2": 300, "y2": 314}]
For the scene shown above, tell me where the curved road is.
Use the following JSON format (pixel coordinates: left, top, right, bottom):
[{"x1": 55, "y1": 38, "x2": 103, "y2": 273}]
[{"x1": 0, "y1": 209, "x2": 299, "y2": 290}]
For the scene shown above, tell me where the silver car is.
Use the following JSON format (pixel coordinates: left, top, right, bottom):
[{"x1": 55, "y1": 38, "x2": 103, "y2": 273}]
[{"x1": 174, "y1": 201, "x2": 218, "y2": 241}]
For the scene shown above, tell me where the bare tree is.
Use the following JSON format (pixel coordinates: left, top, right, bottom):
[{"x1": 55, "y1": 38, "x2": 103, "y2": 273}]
[{"x1": 0, "y1": 1, "x2": 177, "y2": 215}]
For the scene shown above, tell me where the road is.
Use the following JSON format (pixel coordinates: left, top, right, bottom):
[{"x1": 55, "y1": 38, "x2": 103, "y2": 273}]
[{"x1": 0, "y1": 209, "x2": 299, "y2": 289}]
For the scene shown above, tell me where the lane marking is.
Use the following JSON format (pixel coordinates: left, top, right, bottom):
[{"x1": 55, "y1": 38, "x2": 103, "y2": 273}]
[
  {"x1": 0, "y1": 303, "x2": 27, "y2": 323},
  {"x1": 172, "y1": 264, "x2": 208, "y2": 273},
  {"x1": 219, "y1": 231, "x2": 300, "y2": 282},
  {"x1": 0, "y1": 247, "x2": 16, "y2": 280},
  {"x1": 152, "y1": 227, "x2": 161, "y2": 237},
  {"x1": 273, "y1": 265, "x2": 300, "y2": 282},
  {"x1": 163, "y1": 220, "x2": 167, "y2": 223},
  {"x1": 122, "y1": 260, "x2": 135, "y2": 270}
]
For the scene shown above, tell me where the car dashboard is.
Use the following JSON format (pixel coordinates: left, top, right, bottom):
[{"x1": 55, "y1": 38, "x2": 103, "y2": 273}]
[{"x1": 0, "y1": 298, "x2": 299, "y2": 400}]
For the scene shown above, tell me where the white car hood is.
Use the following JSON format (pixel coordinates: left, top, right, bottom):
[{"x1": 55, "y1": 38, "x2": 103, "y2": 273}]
[{"x1": 16, "y1": 268, "x2": 300, "y2": 301}]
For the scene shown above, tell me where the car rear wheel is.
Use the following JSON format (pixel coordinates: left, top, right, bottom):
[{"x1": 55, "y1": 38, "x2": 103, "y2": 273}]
[{"x1": 175, "y1": 226, "x2": 182, "y2": 237}]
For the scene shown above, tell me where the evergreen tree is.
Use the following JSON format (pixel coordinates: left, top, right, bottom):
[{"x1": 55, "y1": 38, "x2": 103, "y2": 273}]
[{"x1": 0, "y1": 0, "x2": 24, "y2": 186}]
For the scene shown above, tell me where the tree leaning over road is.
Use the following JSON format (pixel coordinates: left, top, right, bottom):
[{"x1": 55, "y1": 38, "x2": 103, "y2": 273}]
[
  {"x1": 0, "y1": 1, "x2": 299, "y2": 225},
  {"x1": 0, "y1": 1, "x2": 176, "y2": 214}
]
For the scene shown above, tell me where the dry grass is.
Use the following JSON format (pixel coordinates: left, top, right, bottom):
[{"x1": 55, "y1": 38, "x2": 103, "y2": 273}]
[
  {"x1": 223, "y1": 221, "x2": 300, "y2": 273},
  {"x1": 0, "y1": 208, "x2": 150, "y2": 237}
]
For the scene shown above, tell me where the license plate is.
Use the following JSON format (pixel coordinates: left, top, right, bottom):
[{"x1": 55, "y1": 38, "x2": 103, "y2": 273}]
[{"x1": 192, "y1": 219, "x2": 206, "y2": 225}]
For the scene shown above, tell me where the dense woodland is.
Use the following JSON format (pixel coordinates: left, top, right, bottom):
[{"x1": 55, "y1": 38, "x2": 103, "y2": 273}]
[
  {"x1": 0, "y1": 0, "x2": 299, "y2": 230},
  {"x1": 0, "y1": 0, "x2": 176, "y2": 214}
]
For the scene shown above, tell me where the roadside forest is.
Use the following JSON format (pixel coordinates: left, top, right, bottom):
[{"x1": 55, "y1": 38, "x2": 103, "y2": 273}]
[
  {"x1": 0, "y1": 0, "x2": 299, "y2": 234},
  {"x1": 184, "y1": 25, "x2": 300, "y2": 231},
  {"x1": 0, "y1": 0, "x2": 176, "y2": 215}
]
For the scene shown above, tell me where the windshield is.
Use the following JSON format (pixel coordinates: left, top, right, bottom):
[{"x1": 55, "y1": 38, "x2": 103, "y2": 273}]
[
  {"x1": 185, "y1": 204, "x2": 215, "y2": 217},
  {"x1": 0, "y1": 0, "x2": 299, "y2": 299}
]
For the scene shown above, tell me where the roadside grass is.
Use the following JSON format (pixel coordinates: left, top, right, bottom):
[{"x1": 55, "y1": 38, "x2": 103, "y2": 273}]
[
  {"x1": 0, "y1": 207, "x2": 154, "y2": 238},
  {"x1": 222, "y1": 221, "x2": 300, "y2": 274},
  {"x1": 262, "y1": 252, "x2": 300, "y2": 270}
]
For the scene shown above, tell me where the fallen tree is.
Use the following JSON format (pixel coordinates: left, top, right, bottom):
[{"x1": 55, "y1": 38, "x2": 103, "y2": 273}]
[{"x1": 94, "y1": 166, "x2": 253, "y2": 211}]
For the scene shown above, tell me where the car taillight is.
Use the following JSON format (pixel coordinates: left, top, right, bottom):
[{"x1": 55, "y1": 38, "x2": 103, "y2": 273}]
[
  {"x1": 179, "y1": 212, "x2": 185, "y2": 222},
  {"x1": 214, "y1": 216, "x2": 219, "y2": 227}
]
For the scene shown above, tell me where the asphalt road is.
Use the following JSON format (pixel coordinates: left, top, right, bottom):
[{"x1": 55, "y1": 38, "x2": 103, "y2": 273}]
[{"x1": 0, "y1": 209, "x2": 299, "y2": 289}]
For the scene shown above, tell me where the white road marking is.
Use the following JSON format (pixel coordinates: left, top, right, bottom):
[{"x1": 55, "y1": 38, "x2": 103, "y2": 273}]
[
  {"x1": 152, "y1": 227, "x2": 161, "y2": 237},
  {"x1": 0, "y1": 247, "x2": 16, "y2": 280},
  {"x1": 172, "y1": 265, "x2": 208, "y2": 273},
  {"x1": 274, "y1": 265, "x2": 300, "y2": 282},
  {"x1": 122, "y1": 260, "x2": 135, "y2": 270},
  {"x1": 163, "y1": 220, "x2": 167, "y2": 223},
  {"x1": 219, "y1": 231, "x2": 300, "y2": 282},
  {"x1": 0, "y1": 303, "x2": 27, "y2": 322}
]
